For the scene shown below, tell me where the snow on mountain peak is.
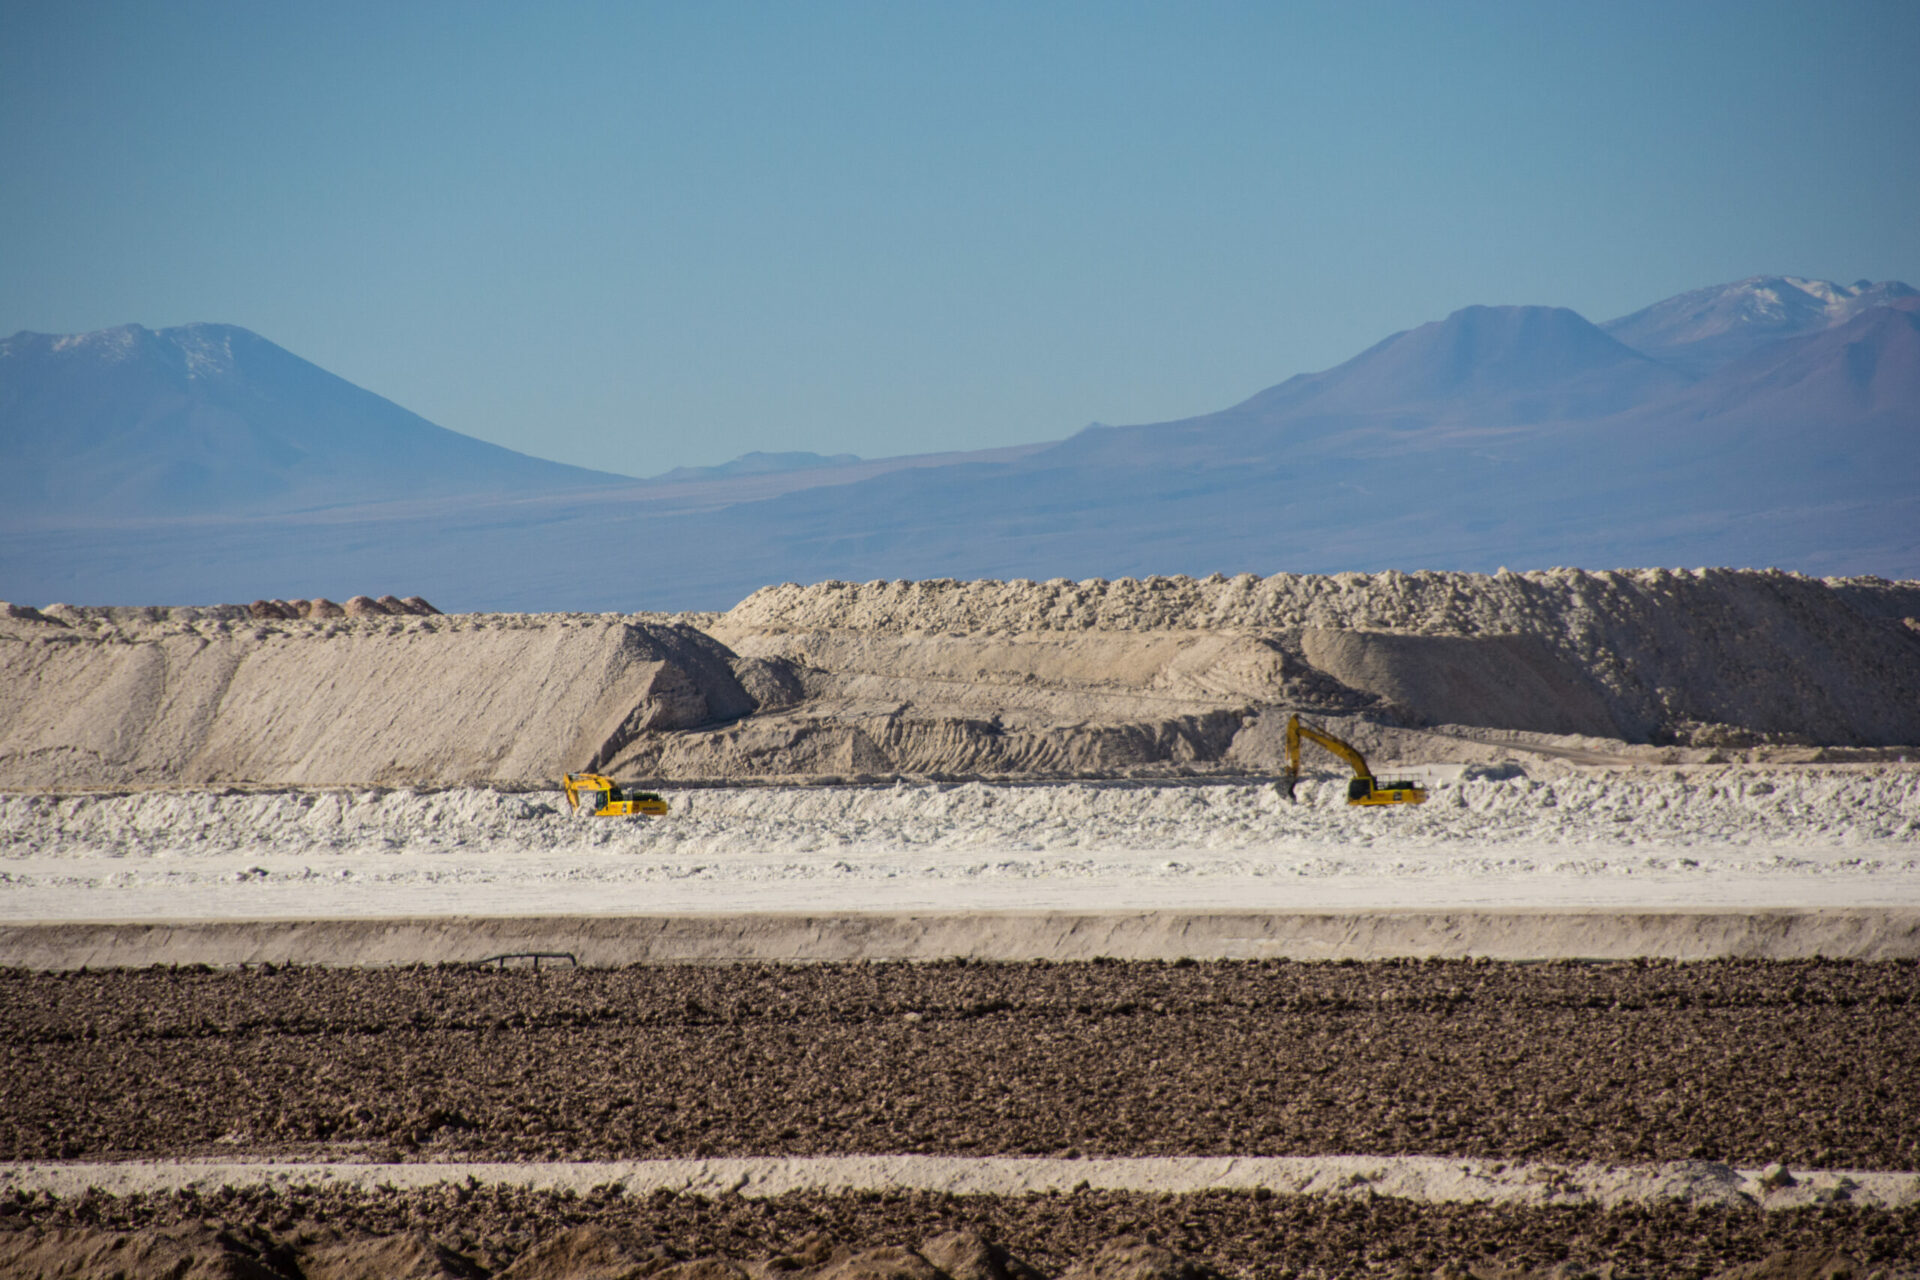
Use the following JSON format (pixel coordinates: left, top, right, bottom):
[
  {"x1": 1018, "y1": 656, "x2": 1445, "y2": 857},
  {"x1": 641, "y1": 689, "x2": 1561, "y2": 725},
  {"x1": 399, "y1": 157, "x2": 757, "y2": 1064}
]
[
  {"x1": 1735, "y1": 275, "x2": 1883, "y2": 317},
  {"x1": 1602, "y1": 275, "x2": 1918, "y2": 374},
  {"x1": 26, "y1": 323, "x2": 249, "y2": 380},
  {"x1": 168, "y1": 324, "x2": 240, "y2": 380},
  {"x1": 47, "y1": 324, "x2": 149, "y2": 360},
  {"x1": 1786, "y1": 277, "x2": 1851, "y2": 307}
]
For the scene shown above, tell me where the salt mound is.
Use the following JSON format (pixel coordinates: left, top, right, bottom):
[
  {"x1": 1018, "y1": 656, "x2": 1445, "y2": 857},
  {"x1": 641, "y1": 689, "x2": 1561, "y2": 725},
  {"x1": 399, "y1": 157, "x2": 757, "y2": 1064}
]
[
  {"x1": 722, "y1": 569, "x2": 1920, "y2": 746},
  {"x1": 3, "y1": 570, "x2": 1916, "y2": 789},
  {"x1": 248, "y1": 595, "x2": 441, "y2": 620},
  {"x1": 0, "y1": 612, "x2": 782, "y2": 788},
  {"x1": 727, "y1": 568, "x2": 1920, "y2": 637}
]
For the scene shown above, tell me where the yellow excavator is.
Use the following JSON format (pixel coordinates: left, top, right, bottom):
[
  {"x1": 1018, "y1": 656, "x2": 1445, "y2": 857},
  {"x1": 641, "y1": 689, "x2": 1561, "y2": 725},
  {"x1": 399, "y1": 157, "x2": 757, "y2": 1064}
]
[
  {"x1": 562, "y1": 772, "x2": 669, "y2": 817},
  {"x1": 1278, "y1": 714, "x2": 1427, "y2": 806}
]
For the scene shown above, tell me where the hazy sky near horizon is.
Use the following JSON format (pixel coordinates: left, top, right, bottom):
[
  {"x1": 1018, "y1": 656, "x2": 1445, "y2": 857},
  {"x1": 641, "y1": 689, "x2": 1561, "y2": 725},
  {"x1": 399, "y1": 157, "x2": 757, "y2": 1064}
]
[{"x1": 4, "y1": 1, "x2": 1918, "y2": 476}]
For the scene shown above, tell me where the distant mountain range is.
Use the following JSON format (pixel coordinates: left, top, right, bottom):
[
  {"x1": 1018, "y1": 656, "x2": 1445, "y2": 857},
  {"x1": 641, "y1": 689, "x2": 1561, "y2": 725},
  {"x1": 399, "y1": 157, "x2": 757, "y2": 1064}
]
[
  {"x1": 1601, "y1": 276, "x2": 1918, "y2": 376},
  {"x1": 0, "y1": 323, "x2": 629, "y2": 522},
  {"x1": 2, "y1": 275, "x2": 1914, "y2": 610},
  {"x1": 649, "y1": 451, "x2": 864, "y2": 484}
]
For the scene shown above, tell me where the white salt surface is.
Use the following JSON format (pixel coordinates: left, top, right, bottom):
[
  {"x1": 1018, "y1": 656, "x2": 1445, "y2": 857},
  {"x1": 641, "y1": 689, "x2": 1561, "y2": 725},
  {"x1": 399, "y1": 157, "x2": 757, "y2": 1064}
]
[
  {"x1": 3, "y1": 769, "x2": 1917, "y2": 921},
  {"x1": 3, "y1": 1154, "x2": 1911, "y2": 1211}
]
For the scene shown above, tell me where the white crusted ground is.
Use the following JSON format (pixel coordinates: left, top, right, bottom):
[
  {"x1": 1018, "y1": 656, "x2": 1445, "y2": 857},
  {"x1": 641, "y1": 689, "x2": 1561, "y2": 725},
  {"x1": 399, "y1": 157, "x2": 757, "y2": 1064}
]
[
  {"x1": 2, "y1": 1155, "x2": 1912, "y2": 1211},
  {"x1": 4, "y1": 767, "x2": 1915, "y2": 920}
]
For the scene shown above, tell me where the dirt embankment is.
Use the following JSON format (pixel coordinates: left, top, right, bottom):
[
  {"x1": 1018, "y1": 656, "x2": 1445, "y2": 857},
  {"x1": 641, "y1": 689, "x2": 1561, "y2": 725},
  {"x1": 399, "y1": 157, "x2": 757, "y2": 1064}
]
[
  {"x1": 3, "y1": 569, "x2": 1917, "y2": 788},
  {"x1": 3, "y1": 1196, "x2": 1915, "y2": 1280}
]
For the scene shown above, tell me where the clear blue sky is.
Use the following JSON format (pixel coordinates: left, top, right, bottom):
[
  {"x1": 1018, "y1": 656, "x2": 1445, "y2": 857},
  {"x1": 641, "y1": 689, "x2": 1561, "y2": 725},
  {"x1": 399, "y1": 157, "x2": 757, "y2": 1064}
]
[{"x1": 4, "y1": 0, "x2": 1917, "y2": 475}]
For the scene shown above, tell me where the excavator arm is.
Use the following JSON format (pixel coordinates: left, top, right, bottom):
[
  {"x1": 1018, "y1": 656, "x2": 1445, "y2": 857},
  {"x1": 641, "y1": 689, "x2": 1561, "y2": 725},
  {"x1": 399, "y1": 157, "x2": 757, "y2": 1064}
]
[
  {"x1": 1278, "y1": 714, "x2": 1426, "y2": 806},
  {"x1": 562, "y1": 772, "x2": 609, "y2": 812},
  {"x1": 1287, "y1": 714, "x2": 1376, "y2": 786},
  {"x1": 562, "y1": 772, "x2": 669, "y2": 817}
]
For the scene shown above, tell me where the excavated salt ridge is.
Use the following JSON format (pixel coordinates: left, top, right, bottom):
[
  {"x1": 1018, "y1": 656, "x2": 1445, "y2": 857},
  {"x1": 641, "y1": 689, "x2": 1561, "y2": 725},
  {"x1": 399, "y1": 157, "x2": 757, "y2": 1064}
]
[
  {"x1": 3, "y1": 771, "x2": 1916, "y2": 929},
  {"x1": 0, "y1": 609, "x2": 750, "y2": 788},
  {"x1": 727, "y1": 567, "x2": 1920, "y2": 636},
  {"x1": 4, "y1": 569, "x2": 1918, "y2": 790},
  {"x1": 6, "y1": 770, "x2": 1918, "y2": 859},
  {"x1": 720, "y1": 569, "x2": 1920, "y2": 748}
]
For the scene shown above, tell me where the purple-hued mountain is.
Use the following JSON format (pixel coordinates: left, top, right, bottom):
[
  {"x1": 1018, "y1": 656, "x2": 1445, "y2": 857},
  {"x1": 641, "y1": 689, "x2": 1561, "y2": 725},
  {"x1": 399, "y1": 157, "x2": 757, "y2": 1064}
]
[
  {"x1": 0, "y1": 323, "x2": 632, "y2": 521},
  {"x1": 2, "y1": 276, "x2": 1914, "y2": 611},
  {"x1": 1653, "y1": 297, "x2": 1920, "y2": 429},
  {"x1": 650, "y1": 450, "x2": 864, "y2": 483},
  {"x1": 1047, "y1": 305, "x2": 1694, "y2": 472},
  {"x1": 690, "y1": 292, "x2": 1916, "y2": 598},
  {"x1": 1602, "y1": 275, "x2": 1919, "y2": 376},
  {"x1": 1235, "y1": 304, "x2": 1691, "y2": 422}
]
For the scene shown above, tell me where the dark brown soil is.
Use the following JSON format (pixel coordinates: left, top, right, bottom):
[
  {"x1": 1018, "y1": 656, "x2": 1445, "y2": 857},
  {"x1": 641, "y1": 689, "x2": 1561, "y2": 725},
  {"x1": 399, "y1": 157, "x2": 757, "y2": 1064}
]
[
  {"x1": 2, "y1": 959, "x2": 1916, "y2": 1169},
  {"x1": 4, "y1": 1185, "x2": 1919, "y2": 1279}
]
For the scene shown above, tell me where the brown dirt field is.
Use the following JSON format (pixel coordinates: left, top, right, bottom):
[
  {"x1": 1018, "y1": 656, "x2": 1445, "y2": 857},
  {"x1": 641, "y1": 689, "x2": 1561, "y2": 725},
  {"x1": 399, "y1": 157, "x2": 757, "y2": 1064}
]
[
  {"x1": 5, "y1": 958, "x2": 1918, "y2": 1277},
  {"x1": 2, "y1": 959, "x2": 1916, "y2": 1169},
  {"x1": 3, "y1": 1185, "x2": 1918, "y2": 1279}
]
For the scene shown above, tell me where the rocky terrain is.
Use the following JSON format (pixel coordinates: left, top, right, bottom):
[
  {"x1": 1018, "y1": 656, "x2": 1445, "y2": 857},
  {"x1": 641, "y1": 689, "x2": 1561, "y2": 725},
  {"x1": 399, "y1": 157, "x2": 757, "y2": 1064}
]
[
  {"x1": 2, "y1": 960, "x2": 1918, "y2": 1278},
  {"x1": 3, "y1": 569, "x2": 1918, "y2": 790},
  {"x1": 3, "y1": 1191, "x2": 1915, "y2": 1280},
  {"x1": 6, "y1": 960, "x2": 1916, "y2": 1169}
]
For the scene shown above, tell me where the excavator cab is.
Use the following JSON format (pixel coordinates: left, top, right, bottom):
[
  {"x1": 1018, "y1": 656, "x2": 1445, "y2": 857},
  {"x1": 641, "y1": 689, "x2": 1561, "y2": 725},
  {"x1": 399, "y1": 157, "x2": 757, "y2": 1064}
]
[
  {"x1": 1347, "y1": 776, "x2": 1424, "y2": 806},
  {"x1": 1280, "y1": 715, "x2": 1427, "y2": 807},
  {"x1": 563, "y1": 772, "x2": 669, "y2": 817}
]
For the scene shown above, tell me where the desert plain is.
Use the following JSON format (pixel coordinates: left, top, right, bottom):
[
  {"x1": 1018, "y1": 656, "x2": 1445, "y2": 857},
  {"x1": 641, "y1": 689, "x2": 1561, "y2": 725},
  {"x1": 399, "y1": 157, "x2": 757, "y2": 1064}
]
[{"x1": 3, "y1": 569, "x2": 1919, "y2": 1279}]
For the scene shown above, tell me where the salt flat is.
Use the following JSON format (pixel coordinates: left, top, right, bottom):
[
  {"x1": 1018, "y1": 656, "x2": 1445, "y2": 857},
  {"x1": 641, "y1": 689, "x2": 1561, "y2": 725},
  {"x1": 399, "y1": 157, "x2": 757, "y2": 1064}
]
[{"x1": 4, "y1": 768, "x2": 1914, "y2": 923}]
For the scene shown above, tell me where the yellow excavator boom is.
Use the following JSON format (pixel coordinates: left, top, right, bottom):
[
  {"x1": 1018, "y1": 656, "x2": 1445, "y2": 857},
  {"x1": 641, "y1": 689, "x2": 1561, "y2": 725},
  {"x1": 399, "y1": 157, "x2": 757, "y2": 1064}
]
[
  {"x1": 562, "y1": 772, "x2": 669, "y2": 817},
  {"x1": 1279, "y1": 714, "x2": 1426, "y2": 807}
]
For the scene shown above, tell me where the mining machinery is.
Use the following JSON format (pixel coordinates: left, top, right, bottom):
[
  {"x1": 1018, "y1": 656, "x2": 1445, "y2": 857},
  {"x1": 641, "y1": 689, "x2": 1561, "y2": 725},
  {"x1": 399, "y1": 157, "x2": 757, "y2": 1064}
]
[{"x1": 1278, "y1": 714, "x2": 1427, "y2": 806}]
